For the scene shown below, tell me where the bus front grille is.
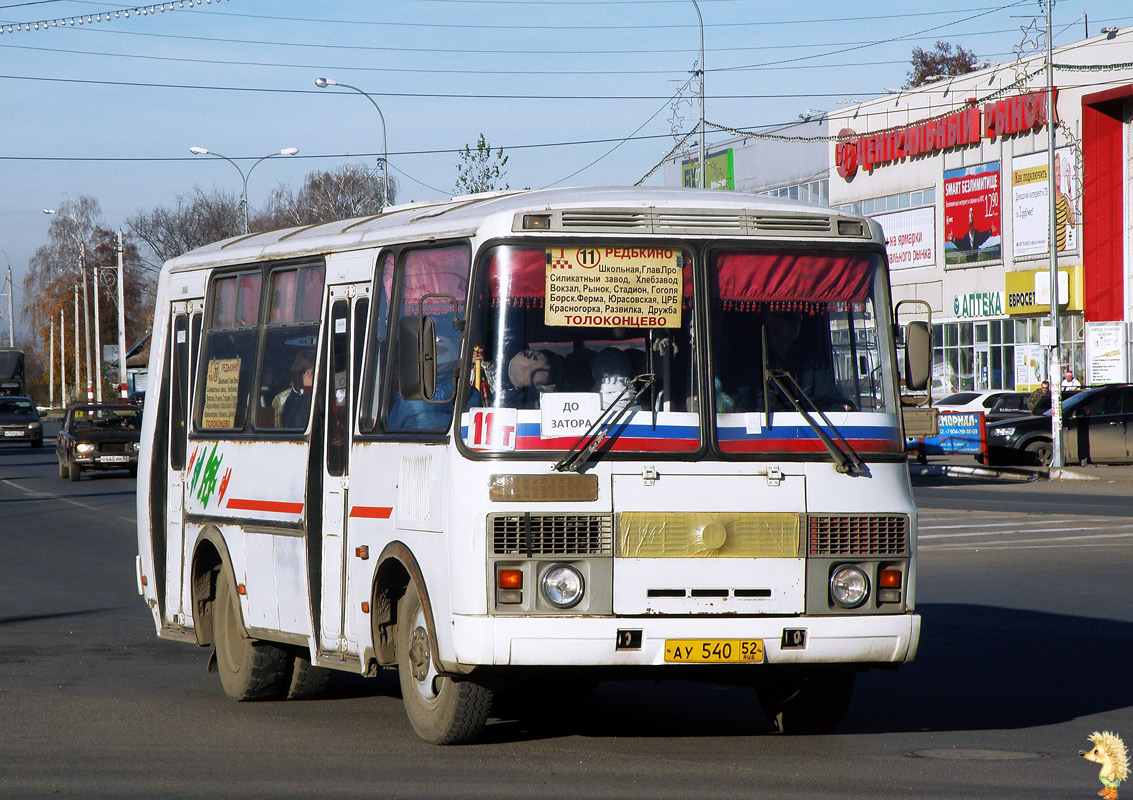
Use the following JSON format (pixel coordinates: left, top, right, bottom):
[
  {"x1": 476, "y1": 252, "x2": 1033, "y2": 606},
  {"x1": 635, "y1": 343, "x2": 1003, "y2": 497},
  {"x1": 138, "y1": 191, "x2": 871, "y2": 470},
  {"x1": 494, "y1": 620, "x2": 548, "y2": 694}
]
[
  {"x1": 808, "y1": 515, "x2": 908, "y2": 556},
  {"x1": 491, "y1": 513, "x2": 614, "y2": 556}
]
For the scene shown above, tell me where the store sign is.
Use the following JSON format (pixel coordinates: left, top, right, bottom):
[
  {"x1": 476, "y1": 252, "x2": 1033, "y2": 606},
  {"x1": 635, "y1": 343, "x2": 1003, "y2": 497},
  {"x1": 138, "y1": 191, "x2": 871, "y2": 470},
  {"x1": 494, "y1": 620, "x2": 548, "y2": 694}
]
[
  {"x1": 835, "y1": 89, "x2": 1057, "y2": 180},
  {"x1": 682, "y1": 148, "x2": 735, "y2": 190},
  {"x1": 876, "y1": 206, "x2": 935, "y2": 270},
  {"x1": 1004, "y1": 267, "x2": 1080, "y2": 315},
  {"x1": 952, "y1": 291, "x2": 1004, "y2": 319}
]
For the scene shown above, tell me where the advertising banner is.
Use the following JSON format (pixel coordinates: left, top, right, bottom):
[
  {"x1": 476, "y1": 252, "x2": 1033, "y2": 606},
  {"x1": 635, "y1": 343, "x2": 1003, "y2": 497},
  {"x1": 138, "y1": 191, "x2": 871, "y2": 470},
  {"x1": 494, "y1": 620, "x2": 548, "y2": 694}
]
[
  {"x1": 943, "y1": 162, "x2": 1001, "y2": 266},
  {"x1": 875, "y1": 206, "x2": 935, "y2": 270},
  {"x1": 1086, "y1": 322, "x2": 1127, "y2": 386},
  {"x1": 913, "y1": 411, "x2": 986, "y2": 455},
  {"x1": 1011, "y1": 147, "x2": 1078, "y2": 258}
]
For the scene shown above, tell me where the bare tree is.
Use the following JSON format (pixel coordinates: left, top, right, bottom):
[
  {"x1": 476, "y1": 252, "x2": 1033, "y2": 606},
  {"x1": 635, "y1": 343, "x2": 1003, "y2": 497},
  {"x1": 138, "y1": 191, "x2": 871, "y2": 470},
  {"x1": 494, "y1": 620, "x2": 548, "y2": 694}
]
[
  {"x1": 906, "y1": 41, "x2": 981, "y2": 88},
  {"x1": 126, "y1": 187, "x2": 243, "y2": 272},
  {"x1": 455, "y1": 134, "x2": 509, "y2": 195},
  {"x1": 264, "y1": 163, "x2": 396, "y2": 227},
  {"x1": 22, "y1": 196, "x2": 153, "y2": 402}
]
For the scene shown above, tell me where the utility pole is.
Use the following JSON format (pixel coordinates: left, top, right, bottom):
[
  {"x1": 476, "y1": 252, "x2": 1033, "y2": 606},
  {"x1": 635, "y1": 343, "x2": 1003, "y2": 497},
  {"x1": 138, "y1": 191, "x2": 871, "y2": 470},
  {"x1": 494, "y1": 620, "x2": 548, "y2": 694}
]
[
  {"x1": 116, "y1": 231, "x2": 127, "y2": 400},
  {"x1": 93, "y1": 250, "x2": 103, "y2": 404},
  {"x1": 59, "y1": 309, "x2": 66, "y2": 407},
  {"x1": 1045, "y1": 0, "x2": 1063, "y2": 469},
  {"x1": 73, "y1": 286, "x2": 80, "y2": 405},
  {"x1": 81, "y1": 243, "x2": 93, "y2": 404},
  {"x1": 49, "y1": 320, "x2": 54, "y2": 409}
]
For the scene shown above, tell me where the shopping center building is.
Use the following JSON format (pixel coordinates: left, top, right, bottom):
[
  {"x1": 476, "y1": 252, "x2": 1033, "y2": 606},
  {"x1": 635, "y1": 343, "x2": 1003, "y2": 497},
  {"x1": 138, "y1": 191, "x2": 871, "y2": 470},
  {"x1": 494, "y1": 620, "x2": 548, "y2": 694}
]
[{"x1": 667, "y1": 25, "x2": 1133, "y2": 393}]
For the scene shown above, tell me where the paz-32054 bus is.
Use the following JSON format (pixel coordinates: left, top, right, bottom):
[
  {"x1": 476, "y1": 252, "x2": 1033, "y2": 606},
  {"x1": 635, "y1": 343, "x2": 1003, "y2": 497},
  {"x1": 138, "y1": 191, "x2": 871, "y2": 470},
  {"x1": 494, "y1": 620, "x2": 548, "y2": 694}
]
[{"x1": 136, "y1": 187, "x2": 929, "y2": 744}]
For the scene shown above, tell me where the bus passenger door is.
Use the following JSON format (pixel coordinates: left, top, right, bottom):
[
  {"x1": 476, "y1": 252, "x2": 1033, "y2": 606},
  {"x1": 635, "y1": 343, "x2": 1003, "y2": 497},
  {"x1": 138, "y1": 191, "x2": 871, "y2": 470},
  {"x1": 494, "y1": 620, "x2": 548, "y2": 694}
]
[
  {"x1": 318, "y1": 291, "x2": 357, "y2": 655},
  {"x1": 164, "y1": 304, "x2": 200, "y2": 625}
]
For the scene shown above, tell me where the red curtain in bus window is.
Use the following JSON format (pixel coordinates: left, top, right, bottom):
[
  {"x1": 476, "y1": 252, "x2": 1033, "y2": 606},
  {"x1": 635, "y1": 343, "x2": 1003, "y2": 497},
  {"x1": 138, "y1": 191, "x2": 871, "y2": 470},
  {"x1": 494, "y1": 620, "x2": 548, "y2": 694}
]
[
  {"x1": 712, "y1": 252, "x2": 873, "y2": 311},
  {"x1": 299, "y1": 265, "x2": 325, "y2": 321},
  {"x1": 269, "y1": 270, "x2": 298, "y2": 324},
  {"x1": 237, "y1": 273, "x2": 262, "y2": 326},
  {"x1": 214, "y1": 276, "x2": 237, "y2": 327},
  {"x1": 395, "y1": 246, "x2": 470, "y2": 314}
]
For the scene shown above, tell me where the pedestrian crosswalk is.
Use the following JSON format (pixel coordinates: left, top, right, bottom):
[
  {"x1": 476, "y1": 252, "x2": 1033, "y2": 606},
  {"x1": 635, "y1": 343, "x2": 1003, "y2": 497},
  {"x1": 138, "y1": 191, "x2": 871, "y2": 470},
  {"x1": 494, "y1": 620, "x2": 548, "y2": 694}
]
[{"x1": 916, "y1": 509, "x2": 1133, "y2": 551}]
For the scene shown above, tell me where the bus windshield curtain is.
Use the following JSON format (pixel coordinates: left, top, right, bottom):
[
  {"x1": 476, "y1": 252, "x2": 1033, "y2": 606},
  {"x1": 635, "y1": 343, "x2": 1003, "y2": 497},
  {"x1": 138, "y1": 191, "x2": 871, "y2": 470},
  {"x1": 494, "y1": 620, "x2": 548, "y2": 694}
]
[{"x1": 712, "y1": 252, "x2": 873, "y2": 313}]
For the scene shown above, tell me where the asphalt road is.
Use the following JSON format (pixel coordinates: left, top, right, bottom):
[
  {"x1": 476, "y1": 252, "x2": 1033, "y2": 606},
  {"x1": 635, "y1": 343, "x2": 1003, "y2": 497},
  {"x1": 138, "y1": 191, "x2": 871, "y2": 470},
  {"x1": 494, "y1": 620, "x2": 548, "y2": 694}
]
[{"x1": 2, "y1": 435, "x2": 1131, "y2": 799}]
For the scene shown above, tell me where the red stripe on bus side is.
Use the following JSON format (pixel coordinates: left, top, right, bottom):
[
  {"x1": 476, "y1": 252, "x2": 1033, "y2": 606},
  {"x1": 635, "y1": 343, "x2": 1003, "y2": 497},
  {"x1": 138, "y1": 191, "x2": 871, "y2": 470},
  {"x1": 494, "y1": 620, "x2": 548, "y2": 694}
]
[
  {"x1": 350, "y1": 505, "x2": 394, "y2": 519},
  {"x1": 226, "y1": 497, "x2": 305, "y2": 514}
]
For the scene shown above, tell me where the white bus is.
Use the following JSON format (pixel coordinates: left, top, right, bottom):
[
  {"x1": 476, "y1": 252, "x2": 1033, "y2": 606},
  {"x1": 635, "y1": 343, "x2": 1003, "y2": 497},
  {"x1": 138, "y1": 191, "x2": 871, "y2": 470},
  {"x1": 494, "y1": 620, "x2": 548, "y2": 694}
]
[{"x1": 136, "y1": 187, "x2": 929, "y2": 744}]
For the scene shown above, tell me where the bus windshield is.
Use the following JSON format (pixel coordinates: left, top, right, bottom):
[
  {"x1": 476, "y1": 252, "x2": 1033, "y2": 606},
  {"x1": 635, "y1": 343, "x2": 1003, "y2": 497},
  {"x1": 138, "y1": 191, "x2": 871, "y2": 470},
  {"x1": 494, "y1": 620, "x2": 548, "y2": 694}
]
[
  {"x1": 461, "y1": 244, "x2": 699, "y2": 454},
  {"x1": 709, "y1": 249, "x2": 899, "y2": 456}
]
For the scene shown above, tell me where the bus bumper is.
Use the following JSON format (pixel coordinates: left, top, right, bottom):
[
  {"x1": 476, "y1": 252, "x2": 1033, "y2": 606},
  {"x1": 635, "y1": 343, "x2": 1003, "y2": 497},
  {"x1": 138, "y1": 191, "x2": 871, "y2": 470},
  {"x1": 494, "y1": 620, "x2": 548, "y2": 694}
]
[{"x1": 450, "y1": 613, "x2": 920, "y2": 668}]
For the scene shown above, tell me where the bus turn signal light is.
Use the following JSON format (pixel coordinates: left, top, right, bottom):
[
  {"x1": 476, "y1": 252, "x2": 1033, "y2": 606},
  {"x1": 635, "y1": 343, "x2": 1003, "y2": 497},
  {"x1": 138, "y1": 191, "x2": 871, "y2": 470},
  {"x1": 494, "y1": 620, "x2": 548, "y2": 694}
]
[
  {"x1": 879, "y1": 569, "x2": 902, "y2": 589},
  {"x1": 498, "y1": 569, "x2": 523, "y2": 590}
]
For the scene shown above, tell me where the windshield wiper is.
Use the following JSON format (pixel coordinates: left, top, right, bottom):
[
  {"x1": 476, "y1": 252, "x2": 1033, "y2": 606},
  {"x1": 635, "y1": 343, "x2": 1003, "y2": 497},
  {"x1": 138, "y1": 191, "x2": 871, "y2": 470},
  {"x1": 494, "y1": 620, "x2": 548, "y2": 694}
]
[
  {"x1": 761, "y1": 328, "x2": 864, "y2": 475},
  {"x1": 553, "y1": 373, "x2": 656, "y2": 473}
]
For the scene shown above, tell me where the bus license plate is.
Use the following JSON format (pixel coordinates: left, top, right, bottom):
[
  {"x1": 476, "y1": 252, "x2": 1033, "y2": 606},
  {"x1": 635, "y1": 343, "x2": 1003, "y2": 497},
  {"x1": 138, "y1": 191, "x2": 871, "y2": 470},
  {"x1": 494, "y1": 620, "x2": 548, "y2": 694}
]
[
  {"x1": 100, "y1": 455, "x2": 129, "y2": 463},
  {"x1": 664, "y1": 639, "x2": 764, "y2": 663}
]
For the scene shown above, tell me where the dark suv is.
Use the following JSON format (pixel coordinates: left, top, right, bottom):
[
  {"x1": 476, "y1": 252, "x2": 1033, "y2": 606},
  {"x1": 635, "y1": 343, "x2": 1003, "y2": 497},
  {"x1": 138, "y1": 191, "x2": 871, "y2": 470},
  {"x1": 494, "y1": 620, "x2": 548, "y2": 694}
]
[{"x1": 984, "y1": 385, "x2": 1133, "y2": 466}]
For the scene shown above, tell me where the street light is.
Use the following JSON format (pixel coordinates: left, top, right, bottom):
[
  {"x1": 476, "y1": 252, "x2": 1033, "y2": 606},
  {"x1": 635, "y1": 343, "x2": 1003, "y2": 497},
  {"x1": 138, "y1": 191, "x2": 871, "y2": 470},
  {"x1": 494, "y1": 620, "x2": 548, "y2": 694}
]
[
  {"x1": 189, "y1": 146, "x2": 300, "y2": 234},
  {"x1": 689, "y1": 0, "x2": 706, "y2": 189},
  {"x1": 314, "y1": 77, "x2": 390, "y2": 207}
]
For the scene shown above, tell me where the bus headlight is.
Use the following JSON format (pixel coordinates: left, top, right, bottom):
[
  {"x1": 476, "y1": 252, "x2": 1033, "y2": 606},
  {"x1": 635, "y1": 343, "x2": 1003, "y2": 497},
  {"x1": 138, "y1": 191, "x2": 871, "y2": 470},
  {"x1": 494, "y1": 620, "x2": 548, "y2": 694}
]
[
  {"x1": 541, "y1": 564, "x2": 584, "y2": 609},
  {"x1": 830, "y1": 565, "x2": 870, "y2": 609}
]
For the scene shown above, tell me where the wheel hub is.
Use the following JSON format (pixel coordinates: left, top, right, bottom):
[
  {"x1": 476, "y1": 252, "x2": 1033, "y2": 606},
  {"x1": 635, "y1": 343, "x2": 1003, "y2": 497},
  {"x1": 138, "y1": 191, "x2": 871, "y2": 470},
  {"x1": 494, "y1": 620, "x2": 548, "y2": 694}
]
[{"x1": 409, "y1": 626, "x2": 431, "y2": 683}]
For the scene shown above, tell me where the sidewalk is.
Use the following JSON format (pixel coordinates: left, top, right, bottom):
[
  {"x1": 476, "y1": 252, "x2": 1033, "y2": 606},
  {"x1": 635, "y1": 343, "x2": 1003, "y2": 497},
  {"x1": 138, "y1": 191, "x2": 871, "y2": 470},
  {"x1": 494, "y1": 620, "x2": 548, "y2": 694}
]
[{"x1": 907, "y1": 453, "x2": 1133, "y2": 483}]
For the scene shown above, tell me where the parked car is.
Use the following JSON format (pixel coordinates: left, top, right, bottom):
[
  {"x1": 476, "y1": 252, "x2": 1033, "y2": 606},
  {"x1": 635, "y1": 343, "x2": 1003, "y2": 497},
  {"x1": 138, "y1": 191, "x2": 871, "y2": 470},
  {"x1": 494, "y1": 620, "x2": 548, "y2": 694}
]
[
  {"x1": 0, "y1": 396, "x2": 43, "y2": 447},
  {"x1": 984, "y1": 385, "x2": 1133, "y2": 467},
  {"x1": 56, "y1": 403, "x2": 141, "y2": 481},
  {"x1": 983, "y1": 391, "x2": 1033, "y2": 423},
  {"x1": 935, "y1": 390, "x2": 1008, "y2": 413}
]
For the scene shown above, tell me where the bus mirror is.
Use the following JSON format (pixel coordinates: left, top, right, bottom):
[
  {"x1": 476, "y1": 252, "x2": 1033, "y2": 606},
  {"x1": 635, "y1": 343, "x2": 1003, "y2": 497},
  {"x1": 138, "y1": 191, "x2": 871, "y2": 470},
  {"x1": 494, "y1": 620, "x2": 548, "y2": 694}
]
[
  {"x1": 904, "y1": 320, "x2": 931, "y2": 391},
  {"x1": 399, "y1": 316, "x2": 437, "y2": 400}
]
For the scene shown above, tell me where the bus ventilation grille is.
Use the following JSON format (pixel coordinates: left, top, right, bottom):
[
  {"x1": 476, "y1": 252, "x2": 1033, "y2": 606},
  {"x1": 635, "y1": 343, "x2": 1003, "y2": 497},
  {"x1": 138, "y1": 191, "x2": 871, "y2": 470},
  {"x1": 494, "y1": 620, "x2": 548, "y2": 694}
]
[
  {"x1": 808, "y1": 515, "x2": 908, "y2": 556},
  {"x1": 491, "y1": 513, "x2": 614, "y2": 556}
]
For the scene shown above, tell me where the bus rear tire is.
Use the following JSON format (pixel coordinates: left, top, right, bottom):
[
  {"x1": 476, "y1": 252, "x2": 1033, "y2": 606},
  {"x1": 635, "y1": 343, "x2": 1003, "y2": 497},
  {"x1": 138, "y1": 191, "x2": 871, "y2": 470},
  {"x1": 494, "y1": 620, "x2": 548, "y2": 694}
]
[
  {"x1": 755, "y1": 667, "x2": 855, "y2": 735},
  {"x1": 396, "y1": 583, "x2": 492, "y2": 745},
  {"x1": 214, "y1": 575, "x2": 292, "y2": 701}
]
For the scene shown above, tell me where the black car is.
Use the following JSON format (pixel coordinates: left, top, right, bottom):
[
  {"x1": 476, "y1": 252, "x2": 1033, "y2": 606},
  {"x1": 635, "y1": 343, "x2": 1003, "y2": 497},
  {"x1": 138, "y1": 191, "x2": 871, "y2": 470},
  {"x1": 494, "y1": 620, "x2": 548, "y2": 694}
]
[
  {"x1": 56, "y1": 403, "x2": 141, "y2": 480},
  {"x1": 984, "y1": 385, "x2": 1133, "y2": 466},
  {"x1": 0, "y1": 396, "x2": 43, "y2": 447},
  {"x1": 983, "y1": 391, "x2": 1033, "y2": 423}
]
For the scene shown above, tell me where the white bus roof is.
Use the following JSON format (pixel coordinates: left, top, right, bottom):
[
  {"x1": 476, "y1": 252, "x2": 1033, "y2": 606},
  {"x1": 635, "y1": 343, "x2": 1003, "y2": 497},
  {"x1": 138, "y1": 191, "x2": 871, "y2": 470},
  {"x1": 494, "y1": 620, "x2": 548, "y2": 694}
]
[{"x1": 162, "y1": 186, "x2": 875, "y2": 274}]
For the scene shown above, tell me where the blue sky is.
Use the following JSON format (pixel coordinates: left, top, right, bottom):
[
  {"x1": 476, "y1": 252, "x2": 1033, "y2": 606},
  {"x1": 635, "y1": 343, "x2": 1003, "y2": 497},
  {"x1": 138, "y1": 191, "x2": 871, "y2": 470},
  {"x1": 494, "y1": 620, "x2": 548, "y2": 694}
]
[{"x1": 2, "y1": 0, "x2": 1131, "y2": 335}]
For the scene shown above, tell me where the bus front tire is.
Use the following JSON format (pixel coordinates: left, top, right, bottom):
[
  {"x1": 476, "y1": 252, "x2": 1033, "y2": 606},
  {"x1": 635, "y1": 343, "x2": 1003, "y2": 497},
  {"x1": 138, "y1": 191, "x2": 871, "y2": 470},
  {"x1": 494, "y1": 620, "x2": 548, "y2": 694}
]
[
  {"x1": 286, "y1": 655, "x2": 331, "y2": 700},
  {"x1": 755, "y1": 667, "x2": 855, "y2": 735},
  {"x1": 213, "y1": 575, "x2": 292, "y2": 701},
  {"x1": 396, "y1": 583, "x2": 492, "y2": 745}
]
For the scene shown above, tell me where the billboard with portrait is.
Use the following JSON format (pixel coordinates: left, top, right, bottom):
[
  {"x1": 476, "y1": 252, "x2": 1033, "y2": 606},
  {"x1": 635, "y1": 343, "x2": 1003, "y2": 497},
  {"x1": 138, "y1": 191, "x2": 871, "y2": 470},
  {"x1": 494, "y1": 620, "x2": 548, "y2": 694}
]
[
  {"x1": 943, "y1": 162, "x2": 1001, "y2": 266},
  {"x1": 1011, "y1": 147, "x2": 1078, "y2": 259}
]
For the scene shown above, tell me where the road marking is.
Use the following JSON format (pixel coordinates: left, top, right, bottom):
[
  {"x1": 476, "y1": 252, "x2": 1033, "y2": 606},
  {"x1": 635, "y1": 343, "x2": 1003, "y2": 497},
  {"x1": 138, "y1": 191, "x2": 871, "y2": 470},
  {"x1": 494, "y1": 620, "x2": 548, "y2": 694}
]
[{"x1": 0, "y1": 477, "x2": 134, "y2": 524}]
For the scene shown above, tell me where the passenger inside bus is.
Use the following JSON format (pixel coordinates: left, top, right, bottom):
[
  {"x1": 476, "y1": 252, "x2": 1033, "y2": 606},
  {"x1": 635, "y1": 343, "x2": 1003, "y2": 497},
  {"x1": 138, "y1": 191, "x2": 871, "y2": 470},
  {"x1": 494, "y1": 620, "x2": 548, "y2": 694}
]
[{"x1": 272, "y1": 349, "x2": 315, "y2": 429}]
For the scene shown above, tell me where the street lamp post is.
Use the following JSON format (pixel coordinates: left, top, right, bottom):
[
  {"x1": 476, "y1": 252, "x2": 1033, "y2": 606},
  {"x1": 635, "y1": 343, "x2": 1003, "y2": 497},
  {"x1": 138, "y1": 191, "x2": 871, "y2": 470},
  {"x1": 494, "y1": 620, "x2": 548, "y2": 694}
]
[
  {"x1": 189, "y1": 146, "x2": 300, "y2": 234},
  {"x1": 314, "y1": 77, "x2": 390, "y2": 207},
  {"x1": 0, "y1": 249, "x2": 13, "y2": 347}
]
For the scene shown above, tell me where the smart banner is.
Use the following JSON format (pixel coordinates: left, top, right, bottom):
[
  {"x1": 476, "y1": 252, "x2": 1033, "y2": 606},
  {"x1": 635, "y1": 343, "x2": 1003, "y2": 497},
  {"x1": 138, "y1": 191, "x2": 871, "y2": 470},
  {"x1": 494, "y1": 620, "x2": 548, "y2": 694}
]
[
  {"x1": 943, "y1": 162, "x2": 1001, "y2": 266},
  {"x1": 544, "y1": 247, "x2": 683, "y2": 329},
  {"x1": 914, "y1": 411, "x2": 987, "y2": 455},
  {"x1": 1011, "y1": 147, "x2": 1078, "y2": 258}
]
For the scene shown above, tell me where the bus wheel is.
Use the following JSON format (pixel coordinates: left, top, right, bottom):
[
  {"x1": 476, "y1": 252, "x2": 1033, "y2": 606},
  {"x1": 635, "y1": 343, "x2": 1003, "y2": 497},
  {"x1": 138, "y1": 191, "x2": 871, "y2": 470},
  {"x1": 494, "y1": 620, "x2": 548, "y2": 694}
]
[
  {"x1": 213, "y1": 575, "x2": 291, "y2": 701},
  {"x1": 396, "y1": 583, "x2": 492, "y2": 745},
  {"x1": 755, "y1": 667, "x2": 855, "y2": 735},
  {"x1": 286, "y1": 655, "x2": 330, "y2": 700}
]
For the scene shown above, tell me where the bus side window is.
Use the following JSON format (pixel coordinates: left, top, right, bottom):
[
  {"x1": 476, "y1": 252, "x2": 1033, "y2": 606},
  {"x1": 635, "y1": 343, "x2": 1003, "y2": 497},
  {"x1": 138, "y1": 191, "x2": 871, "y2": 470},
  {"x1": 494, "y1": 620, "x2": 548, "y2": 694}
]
[
  {"x1": 384, "y1": 244, "x2": 471, "y2": 433},
  {"x1": 256, "y1": 264, "x2": 325, "y2": 432},
  {"x1": 358, "y1": 253, "x2": 395, "y2": 434},
  {"x1": 197, "y1": 271, "x2": 261, "y2": 431}
]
